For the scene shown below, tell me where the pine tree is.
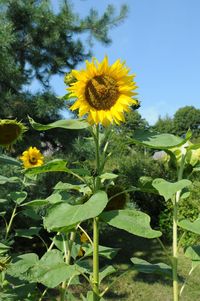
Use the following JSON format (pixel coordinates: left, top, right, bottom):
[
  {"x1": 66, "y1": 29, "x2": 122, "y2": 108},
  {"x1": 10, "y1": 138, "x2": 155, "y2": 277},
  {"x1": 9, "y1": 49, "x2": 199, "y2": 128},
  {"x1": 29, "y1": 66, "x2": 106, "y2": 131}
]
[{"x1": 0, "y1": 0, "x2": 128, "y2": 152}]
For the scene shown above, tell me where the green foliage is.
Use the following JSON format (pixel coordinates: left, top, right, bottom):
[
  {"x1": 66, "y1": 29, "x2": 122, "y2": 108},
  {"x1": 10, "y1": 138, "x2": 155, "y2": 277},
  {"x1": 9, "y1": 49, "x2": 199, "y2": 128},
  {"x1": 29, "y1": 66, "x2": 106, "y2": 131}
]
[
  {"x1": 154, "y1": 106, "x2": 200, "y2": 138},
  {"x1": 101, "y1": 209, "x2": 161, "y2": 238},
  {"x1": 0, "y1": 0, "x2": 128, "y2": 156},
  {"x1": 158, "y1": 181, "x2": 200, "y2": 245},
  {"x1": 131, "y1": 257, "x2": 172, "y2": 278},
  {"x1": 173, "y1": 106, "x2": 200, "y2": 137}
]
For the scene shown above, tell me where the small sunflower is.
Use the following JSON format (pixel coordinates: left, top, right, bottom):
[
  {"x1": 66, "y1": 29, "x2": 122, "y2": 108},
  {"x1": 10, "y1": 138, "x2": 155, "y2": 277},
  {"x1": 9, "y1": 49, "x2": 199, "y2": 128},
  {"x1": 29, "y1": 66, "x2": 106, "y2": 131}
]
[
  {"x1": 67, "y1": 56, "x2": 138, "y2": 126},
  {"x1": 0, "y1": 119, "x2": 27, "y2": 148},
  {"x1": 20, "y1": 146, "x2": 44, "y2": 169}
]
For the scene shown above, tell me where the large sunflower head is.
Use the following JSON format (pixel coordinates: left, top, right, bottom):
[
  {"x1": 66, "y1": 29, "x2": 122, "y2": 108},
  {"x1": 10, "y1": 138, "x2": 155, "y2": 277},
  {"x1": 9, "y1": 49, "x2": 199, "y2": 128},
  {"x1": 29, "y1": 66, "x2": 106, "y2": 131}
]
[
  {"x1": 20, "y1": 146, "x2": 44, "y2": 169},
  {"x1": 0, "y1": 119, "x2": 27, "y2": 148},
  {"x1": 67, "y1": 56, "x2": 138, "y2": 126}
]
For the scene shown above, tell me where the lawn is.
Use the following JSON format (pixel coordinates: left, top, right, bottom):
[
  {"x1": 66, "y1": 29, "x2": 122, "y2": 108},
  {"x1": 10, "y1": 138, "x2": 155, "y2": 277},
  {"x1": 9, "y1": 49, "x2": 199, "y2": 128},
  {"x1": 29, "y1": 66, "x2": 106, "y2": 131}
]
[{"x1": 95, "y1": 228, "x2": 200, "y2": 301}]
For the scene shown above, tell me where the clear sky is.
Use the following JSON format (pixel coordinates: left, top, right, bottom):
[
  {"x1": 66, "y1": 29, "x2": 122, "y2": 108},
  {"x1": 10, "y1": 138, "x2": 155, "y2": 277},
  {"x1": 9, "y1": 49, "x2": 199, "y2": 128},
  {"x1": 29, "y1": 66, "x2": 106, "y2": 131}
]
[{"x1": 31, "y1": 0, "x2": 200, "y2": 124}]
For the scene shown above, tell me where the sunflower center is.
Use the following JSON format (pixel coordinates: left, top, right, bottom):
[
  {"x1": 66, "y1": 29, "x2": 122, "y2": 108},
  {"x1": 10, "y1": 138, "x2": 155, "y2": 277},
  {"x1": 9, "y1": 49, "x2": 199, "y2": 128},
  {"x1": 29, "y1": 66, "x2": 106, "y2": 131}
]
[
  {"x1": 0, "y1": 124, "x2": 20, "y2": 145},
  {"x1": 85, "y1": 75, "x2": 119, "y2": 110},
  {"x1": 29, "y1": 156, "x2": 38, "y2": 165}
]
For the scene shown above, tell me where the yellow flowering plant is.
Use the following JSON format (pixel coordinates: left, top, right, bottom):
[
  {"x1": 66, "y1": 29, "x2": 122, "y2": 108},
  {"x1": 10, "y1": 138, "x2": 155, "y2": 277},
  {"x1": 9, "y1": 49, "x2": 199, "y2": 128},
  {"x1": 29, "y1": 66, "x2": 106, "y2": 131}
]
[
  {"x1": 8, "y1": 56, "x2": 161, "y2": 301},
  {"x1": 2, "y1": 57, "x2": 200, "y2": 301},
  {"x1": 20, "y1": 146, "x2": 44, "y2": 169}
]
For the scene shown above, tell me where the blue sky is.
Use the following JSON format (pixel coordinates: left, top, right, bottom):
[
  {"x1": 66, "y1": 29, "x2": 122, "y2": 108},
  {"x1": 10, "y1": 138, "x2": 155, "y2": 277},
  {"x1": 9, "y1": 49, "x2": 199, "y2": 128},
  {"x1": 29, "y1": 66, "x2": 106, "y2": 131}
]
[{"x1": 32, "y1": 0, "x2": 200, "y2": 124}]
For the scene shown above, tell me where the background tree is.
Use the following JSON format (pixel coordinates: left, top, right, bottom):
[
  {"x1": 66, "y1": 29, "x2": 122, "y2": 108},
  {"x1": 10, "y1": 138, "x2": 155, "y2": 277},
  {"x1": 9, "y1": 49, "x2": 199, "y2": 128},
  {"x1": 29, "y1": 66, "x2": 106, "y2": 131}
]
[
  {"x1": 153, "y1": 115, "x2": 174, "y2": 134},
  {"x1": 173, "y1": 106, "x2": 200, "y2": 138},
  {"x1": 0, "y1": 0, "x2": 128, "y2": 153}
]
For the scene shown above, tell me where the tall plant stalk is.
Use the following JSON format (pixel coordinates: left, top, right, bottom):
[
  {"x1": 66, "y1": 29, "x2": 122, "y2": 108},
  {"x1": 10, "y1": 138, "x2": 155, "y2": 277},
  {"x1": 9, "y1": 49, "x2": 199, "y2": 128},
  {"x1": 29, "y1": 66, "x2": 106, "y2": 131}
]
[
  {"x1": 93, "y1": 124, "x2": 101, "y2": 301},
  {"x1": 172, "y1": 155, "x2": 185, "y2": 301}
]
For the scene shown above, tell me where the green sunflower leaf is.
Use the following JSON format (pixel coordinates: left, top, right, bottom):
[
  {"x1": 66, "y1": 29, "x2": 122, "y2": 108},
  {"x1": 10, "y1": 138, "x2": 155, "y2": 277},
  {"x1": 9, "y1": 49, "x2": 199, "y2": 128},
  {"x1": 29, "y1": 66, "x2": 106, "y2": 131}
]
[
  {"x1": 130, "y1": 130, "x2": 191, "y2": 149},
  {"x1": 44, "y1": 191, "x2": 108, "y2": 232},
  {"x1": 15, "y1": 227, "x2": 41, "y2": 239},
  {"x1": 0, "y1": 175, "x2": 20, "y2": 185},
  {"x1": 178, "y1": 216, "x2": 200, "y2": 235},
  {"x1": 131, "y1": 257, "x2": 172, "y2": 278},
  {"x1": 184, "y1": 245, "x2": 200, "y2": 261},
  {"x1": 28, "y1": 116, "x2": 89, "y2": 130},
  {"x1": 152, "y1": 178, "x2": 191, "y2": 201},
  {"x1": 24, "y1": 159, "x2": 69, "y2": 175},
  {"x1": 99, "y1": 265, "x2": 117, "y2": 283},
  {"x1": 0, "y1": 154, "x2": 21, "y2": 166},
  {"x1": 100, "y1": 209, "x2": 161, "y2": 238},
  {"x1": 9, "y1": 191, "x2": 28, "y2": 205}
]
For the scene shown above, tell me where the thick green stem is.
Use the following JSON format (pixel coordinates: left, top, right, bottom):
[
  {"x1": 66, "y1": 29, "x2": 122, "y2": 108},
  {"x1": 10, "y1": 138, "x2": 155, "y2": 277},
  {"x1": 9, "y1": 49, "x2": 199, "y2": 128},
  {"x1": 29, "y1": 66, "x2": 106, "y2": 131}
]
[
  {"x1": 173, "y1": 194, "x2": 179, "y2": 301},
  {"x1": 172, "y1": 155, "x2": 185, "y2": 301},
  {"x1": 92, "y1": 124, "x2": 101, "y2": 301},
  {"x1": 93, "y1": 216, "x2": 100, "y2": 301}
]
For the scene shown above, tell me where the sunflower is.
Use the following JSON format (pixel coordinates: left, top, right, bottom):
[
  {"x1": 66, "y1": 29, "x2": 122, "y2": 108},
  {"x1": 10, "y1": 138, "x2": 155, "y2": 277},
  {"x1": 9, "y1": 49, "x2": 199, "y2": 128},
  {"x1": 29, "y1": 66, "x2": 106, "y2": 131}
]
[
  {"x1": 20, "y1": 146, "x2": 44, "y2": 169},
  {"x1": 0, "y1": 119, "x2": 27, "y2": 148},
  {"x1": 67, "y1": 56, "x2": 138, "y2": 126}
]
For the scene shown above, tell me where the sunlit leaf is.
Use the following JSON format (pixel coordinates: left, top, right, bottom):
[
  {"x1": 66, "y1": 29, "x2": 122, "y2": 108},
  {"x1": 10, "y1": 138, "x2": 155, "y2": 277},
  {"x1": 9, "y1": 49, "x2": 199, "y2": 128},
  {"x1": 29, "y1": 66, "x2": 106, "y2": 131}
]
[
  {"x1": 184, "y1": 245, "x2": 200, "y2": 261},
  {"x1": 44, "y1": 191, "x2": 108, "y2": 232},
  {"x1": 101, "y1": 209, "x2": 161, "y2": 238},
  {"x1": 99, "y1": 265, "x2": 116, "y2": 283},
  {"x1": 31, "y1": 250, "x2": 84, "y2": 288},
  {"x1": 28, "y1": 116, "x2": 89, "y2": 130},
  {"x1": 83, "y1": 245, "x2": 120, "y2": 260},
  {"x1": 152, "y1": 178, "x2": 191, "y2": 201},
  {"x1": 24, "y1": 159, "x2": 69, "y2": 175},
  {"x1": 130, "y1": 130, "x2": 188, "y2": 149},
  {"x1": 178, "y1": 216, "x2": 200, "y2": 235}
]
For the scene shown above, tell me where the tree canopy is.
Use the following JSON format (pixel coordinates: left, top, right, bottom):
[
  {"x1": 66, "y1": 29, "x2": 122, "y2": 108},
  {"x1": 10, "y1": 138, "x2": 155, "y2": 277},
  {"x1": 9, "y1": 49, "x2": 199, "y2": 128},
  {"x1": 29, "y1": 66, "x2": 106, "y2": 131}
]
[{"x1": 0, "y1": 0, "x2": 128, "y2": 152}]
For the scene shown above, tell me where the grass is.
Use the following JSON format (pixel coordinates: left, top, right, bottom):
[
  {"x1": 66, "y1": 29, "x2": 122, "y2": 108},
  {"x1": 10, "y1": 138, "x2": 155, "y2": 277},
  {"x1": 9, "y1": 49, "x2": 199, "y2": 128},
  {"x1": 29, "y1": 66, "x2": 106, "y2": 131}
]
[{"x1": 97, "y1": 227, "x2": 200, "y2": 301}]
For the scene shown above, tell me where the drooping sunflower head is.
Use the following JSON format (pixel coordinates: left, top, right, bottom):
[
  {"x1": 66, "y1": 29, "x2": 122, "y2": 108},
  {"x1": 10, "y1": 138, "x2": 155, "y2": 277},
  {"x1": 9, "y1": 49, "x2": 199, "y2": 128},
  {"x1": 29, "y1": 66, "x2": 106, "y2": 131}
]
[
  {"x1": 0, "y1": 119, "x2": 27, "y2": 148},
  {"x1": 105, "y1": 185, "x2": 128, "y2": 211},
  {"x1": 67, "y1": 56, "x2": 138, "y2": 126},
  {"x1": 20, "y1": 146, "x2": 44, "y2": 169}
]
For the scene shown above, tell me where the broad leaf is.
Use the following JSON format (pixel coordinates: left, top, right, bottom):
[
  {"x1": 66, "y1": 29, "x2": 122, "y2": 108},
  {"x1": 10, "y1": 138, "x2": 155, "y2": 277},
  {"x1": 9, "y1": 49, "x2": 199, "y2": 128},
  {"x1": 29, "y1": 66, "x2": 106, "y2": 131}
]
[
  {"x1": 130, "y1": 130, "x2": 188, "y2": 149},
  {"x1": 0, "y1": 243, "x2": 10, "y2": 255},
  {"x1": 44, "y1": 191, "x2": 108, "y2": 232},
  {"x1": 9, "y1": 191, "x2": 27, "y2": 205},
  {"x1": 7, "y1": 253, "x2": 39, "y2": 279},
  {"x1": 15, "y1": 227, "x2": 41, "y2": 239},
  {"x1": 131, "y1": 257, "x2": 172, "y2": 278},
  {"x1": 54, "y1": 182, "x2": 91, "y2": 194},
  {"x1": 25, "y1": 159, "x2": 69, "y2": 175},
  {"x1": 99, "y1": 265, "x2": 116, "y2": 283},
  {"x1": 0, "y1": 176, "x2": 20, "y2": 185},
  {"x1": 29, "y1": 116, "x2": 89, "y2": 130},
  {"x1": 178, "y1": 216, "x2": 200, "y2": 235},
  {"x1": 0, "y1": 154, "x2": 21, "y2": 166},
  {"x1": 101, "y1": 209, "x2": 161, "y2": 238},
  {"x1": 185, "y1": 245, "x2": 200, "y2": 261},
  {"x1": 138, "y1": 176, "x2": 157, "y2": 194},
  {"x1": 22, "y1": 199, "x2": 49, "y2": 207},
  {"x1": 31, "y1": 250, "x2": 84, "y2": 288},
  {"x1": 100, "y1": 173, "x2": 118, "y2": 181},
  {"x1": 152, "y1": 178, "x2": 191, "y2": 201},
  {"x1": 83, "y1": 245, "x2": 120, "y2": 260}
]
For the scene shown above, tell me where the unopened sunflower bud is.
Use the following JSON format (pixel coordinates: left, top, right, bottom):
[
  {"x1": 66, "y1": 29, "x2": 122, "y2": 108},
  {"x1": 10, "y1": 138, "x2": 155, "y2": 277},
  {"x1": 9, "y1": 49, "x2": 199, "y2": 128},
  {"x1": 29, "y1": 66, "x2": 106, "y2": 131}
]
[{"x1": 64, "y1": 72, "x2": 77, "y2": 86}]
